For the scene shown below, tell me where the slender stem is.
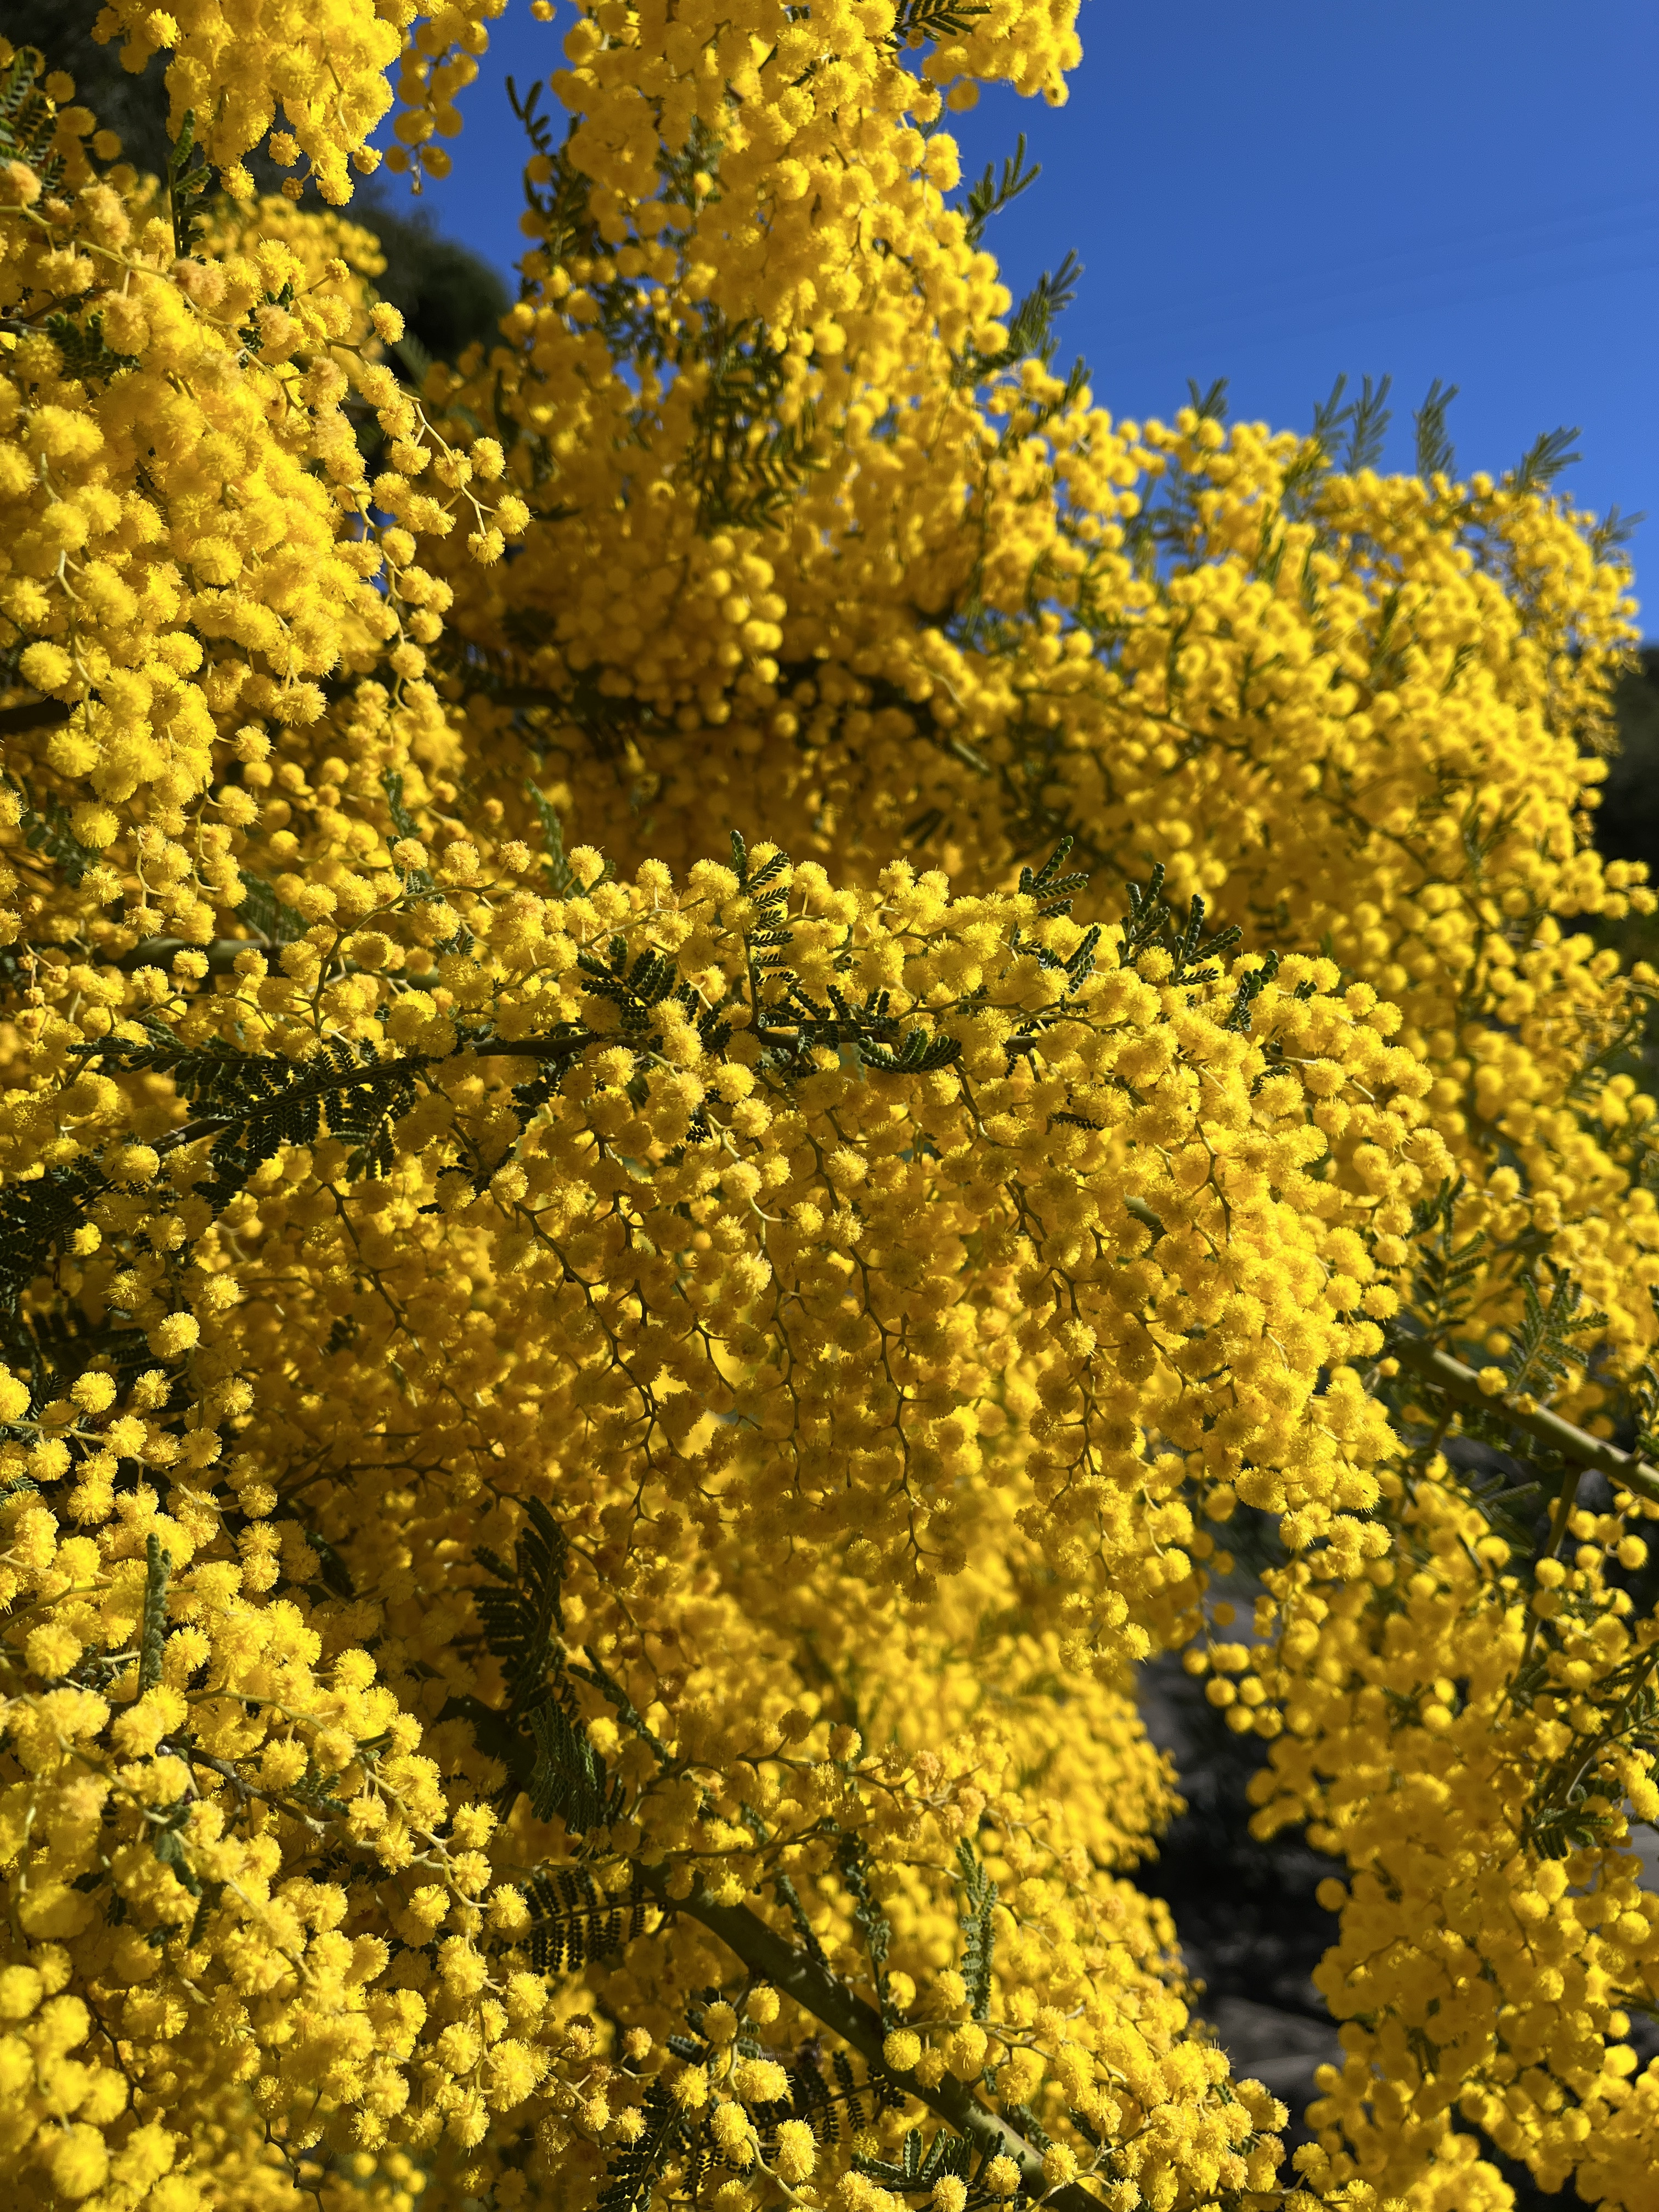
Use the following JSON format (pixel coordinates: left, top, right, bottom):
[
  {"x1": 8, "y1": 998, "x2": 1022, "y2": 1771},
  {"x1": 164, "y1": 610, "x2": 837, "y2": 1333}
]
[
  {"x1": 1390, "y1": 1337, "x2": 1659, "y2": 1511},
  {"x1": 639, "y1": 1871, "x2": 1098, "y2": 2211}
]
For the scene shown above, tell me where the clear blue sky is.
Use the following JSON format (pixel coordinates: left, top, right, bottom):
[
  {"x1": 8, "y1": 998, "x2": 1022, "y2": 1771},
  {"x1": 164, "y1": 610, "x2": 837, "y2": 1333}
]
[{"x1": 392, "y1": 0, "x2": 1659, "y2": 607}]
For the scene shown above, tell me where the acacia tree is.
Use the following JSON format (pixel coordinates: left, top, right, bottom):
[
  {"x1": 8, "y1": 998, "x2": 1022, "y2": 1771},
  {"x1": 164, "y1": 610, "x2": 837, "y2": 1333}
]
[{"x1": 1, "y1": 9, "x2": 1657, "y2": 2212}]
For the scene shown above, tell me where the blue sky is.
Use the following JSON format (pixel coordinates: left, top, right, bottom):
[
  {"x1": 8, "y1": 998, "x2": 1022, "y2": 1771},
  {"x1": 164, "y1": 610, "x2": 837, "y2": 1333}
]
[{"x1": 393, "y1": 0, "x2": 1659, "y2": 610}]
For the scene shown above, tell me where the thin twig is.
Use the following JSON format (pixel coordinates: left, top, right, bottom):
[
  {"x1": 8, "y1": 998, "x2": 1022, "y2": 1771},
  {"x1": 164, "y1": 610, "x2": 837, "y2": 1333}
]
[
  {"x1": 643, "y1": 1870, "x2": 1098, "y2": 2210},
  {"x1": 1390, "y1": 1336, "x2": 1659, "y2": 1510}
]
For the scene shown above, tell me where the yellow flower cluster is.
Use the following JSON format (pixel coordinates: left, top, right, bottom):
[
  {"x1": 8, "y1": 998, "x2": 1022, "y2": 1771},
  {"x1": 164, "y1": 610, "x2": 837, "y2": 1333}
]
[
  {"x1": 1250, "y1": 1470, "x2": 1659, "y2": 2210},
  {"x1": 406, "y1": 21, "x2": 1659, "y2": 1443},
  {"x1": 0, "y1": 63, "x2": 525, "y2": 946},
  {"x1": 0, "y1": 8, "x2": 1656, "y2": 2212},
  {"x1": 88, "y1": 0, "x2": 508, "y2": 204}
]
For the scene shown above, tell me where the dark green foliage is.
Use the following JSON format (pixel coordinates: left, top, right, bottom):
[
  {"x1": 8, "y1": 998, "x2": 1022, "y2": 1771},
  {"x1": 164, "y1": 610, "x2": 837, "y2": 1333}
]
[
  {"x1": 834, "y1": 2048, "x2": 876, "y2": 2130},
  {"x1": 853, "y1": 2117, "x2": 1041, "y2": 2210},
  {"x1": 521, "y1": 1863, "x2": 646, "y2": 1973},
  {"x1": 509, "y1": 82, "x2": 822, "y2": 531},
  {"x1": 473, "y1": 1499, "x2": 625, "y2": 1831},
  {"x1": 725, "y1": 828, "x2": 962, "y2": 1078},
  {"x1": 1628, "y1": 1291, "x2": 1659, "y2": 1470},
  {"x1": 1509, "y1": 424, "x2": 1581, "y2": 496},
  {"x1": 509, "y1": 76, "x2": 605, "y2": 274},
  {"x1": 304, "y1": 1527, "x2": 356, "y2": 1600},
  {"x1": 1395, "y1": 1179, "x2": 1607, "y2": 1404},
  {"x1": 1588, "y1": 506, "x2": 1641, "y2": 560},
  {"x1": 93, "y1": 1027, "x2": 427, "y2": 1198},
  {"x1": 166, "y1": 106, "x2": 211, "y2": 257},
  {"x1": 1299, "y1": 370, "x2": 1586, "y2": 534},
  {"x1": 787, "y1": 2044, "x2": 843, "y2": 2140},
  {"x1": 1224, "y1": 949, "x2": 1282, "y2": 1034},
  {"x1": 1498, "y1": 1266, "x2": 1607, "y2": 1402},
  {"x1": 138, "y1": 1532, "x2": 172, "y2": 1693},
  {"x1": 953, "y1": 1839, "x2": 998, "y2": 2022},
  {"x1": 0, "y1": 0, "x2": 170, "y2": 175},
  {"x1": 962, "y1": 133, "x2": 1041, "y2": 247},
  {"x1": 0, "y1": 818, "x2": 983, "y2": 1334},
  {"x1": 42, "y1": 309, "x2": 128, "y2": 386},
  {"x1": 1016, "y1": 839, "x2": 1089, "y2": 918},
  {"x1": 596, "y1": 2003, "x2": 903, "y2": 2212},
  {"x1": 836, "y1": 1833, "x2": 895, "y2": 2018},
  {"x1": 889, "y1": 0, "x2": 990, "y2": 47},
  {"x1": 1413, "y1": 377, "x2": 1459, "y2": 481},
  {"x1": 504, "y1": 928, "x2": 730, "y2": 1123},
  {"x1": 1524, "y1": 1646, "x2": 1659, "y2": 1859},
  {"x1": 234, "y1": 872, "x2": 307, "y2": 947},
  {"x1": 7, "y1": 776, "x2": 101, "y2": 888},
  {"x1": 619, "y1": 2005, "x2": 892, "y2": 2205},
  {"x1": 684, "y1": 317, "x2": 822, "y2": 532},
  {"x1": 151, "y1": 1802, "x2": 202, "y2": 1896},
  {"x1": 0, "y1": 1151, "x2": 108, "y2": 1324},
  {"x1": 854, "y1": 2125, "x2": 973, "y2": 2194},
  {"x1": 1311, "y1": 372, "x2": 1393, "y2": 475},
  {"x1": 597, "y1": 2078, "x2": 703, "y2": 2212},
  {"x1": 526, "y1": 1698, "x2": 625, "y2": 1832},
  {"x1": 1114, "y1": 861, "x2": 1240, "y2": 986},
  {"x1": 380, "y1": 770, "x2": 441, "y2": 898},
  {"x1": 1401, "y1": 1177, "x2": 1489, "y2": 1348},
  {"x1": 473, "y1": 1496, "x2": 567, "y2": 1722},
  {"x1": 568, "y1": 1645, "x2": 674, "y2": 1768},
  {"x1": 1185, "y1": 376, "x2": 1229, "y2": 426},
  {"x1": 727, "y1": 827, "x2": 788, "y2": 909},
  {"x1": 996, "y1": 841, "x2": 1178, "y2": 1076},
  {"x1": 860, "y1": 1023, "x2": 964, "y2": 1074},
  {"x1": 953, "y1": 253, "x2": 1081, "y2": 389},
  {"x1": 526, "y1": 782, "x2": 580, "y2": 899},
  {"x1": 960, "y1": 130, "x2": 1040, "y2": 245},
  {"x1": 0, "y1": 1010, "x2": 431, "y2": 1315},
  {"x1": 577, "y1": 938, "x2": 682, "y2": 1030},
  {"x1": 506, "y1": 76, "x2": 658, "y2": 370},
  {"x1": 769, "y1": 1861, "x2": 830, "y2": 1963},
  {"x1": 0, "y1": 30, "x2": 74, "y2": 190}
]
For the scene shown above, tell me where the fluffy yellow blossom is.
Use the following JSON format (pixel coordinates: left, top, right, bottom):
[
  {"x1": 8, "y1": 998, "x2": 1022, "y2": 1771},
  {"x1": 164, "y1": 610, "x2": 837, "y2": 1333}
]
[{"x1": 0, "y1": 14, "x2": 1656, "y2": 2212}]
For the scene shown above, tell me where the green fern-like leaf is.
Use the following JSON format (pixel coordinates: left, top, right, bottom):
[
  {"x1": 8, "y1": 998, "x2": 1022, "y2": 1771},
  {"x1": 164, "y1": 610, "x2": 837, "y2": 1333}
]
[
  {"x1": 955, "y1": 1838, "x2": 998, "y2": 2022},
  {"x1": 854, "y1": 2124, "x2": 973, "y2": 2192},
  {"x1": 522, "y1": 1863, "x2": 646, "y2": 1973},
  {"x1": 8, "y1": 776, "x2": 100, "y2": 888},
  {"x1": 1413, "y1": 377, "x2": 1459, "y2": 482},
  {"x1": 473, "y1": 1496, "x2": 568, "y2": 1723},
  {"x1": 526, "y1": 1698, "x2": 624, "y2": 1832},
  {"x1": 596, "y1": 2081, "x2": 692, "y2": 2212},
  {"x1": 138, "y1": 1532, "x2": 172, "y2": 1695},
  {"x1": 953, "y1": 252, "x2": 1081, "y2": 387},
  {"x1": 889, "y1": 0, "x2": 991, "y2": 47},
  {"x1": 234, "y1": 871, "x2": 307, "y2": 947},
  {"x1": 1510, "y1": 424, "x2": 1580, "y2": 496},
  {"x1": 1115, "y1": 864, "x2": 1240, "y2": 985},
  {"x1": 43, "y1": 312, "x2": 129, "y2": 388},
  {"x1": 1403, "y1": 1177, "x2": 1489, "y2": 1347},
  {"x1": 166, "y1": 108, "x2": 212, "y2": 259},
  {"x1": 962, "y1": 133, "x2": 1040, "y2": 246},
  {"x1": 0, "y1": 44, "x2": 64, "y2": 192}
]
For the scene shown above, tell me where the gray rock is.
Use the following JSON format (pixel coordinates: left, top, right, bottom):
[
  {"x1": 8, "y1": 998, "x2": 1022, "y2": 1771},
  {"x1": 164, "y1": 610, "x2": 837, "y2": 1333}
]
[{"x1": 1202, "y1": 1994, "x2": 1342, "y2": 2107}]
